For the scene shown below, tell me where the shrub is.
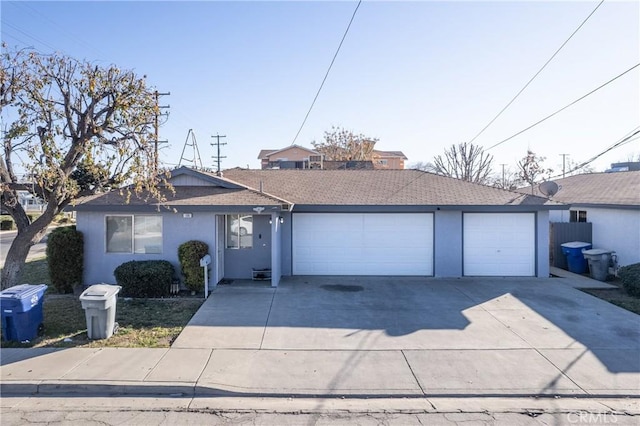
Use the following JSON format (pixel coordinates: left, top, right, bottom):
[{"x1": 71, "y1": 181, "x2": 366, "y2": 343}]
[
  {"x1": 46, "y1": 226, "x2": 84, "y2": 293},
  {"x1": 0, "y1": 219, "x2": 14, "y2": 230},
  {"x1": 619, "y1": 263, "x2": 640, "y2": 298},
  {"x1": 114, "y1": 260, "x2": 174, "y2": 298},
  {"x1": 178, "y1": 240, "x2": 209, "y2": 292}
]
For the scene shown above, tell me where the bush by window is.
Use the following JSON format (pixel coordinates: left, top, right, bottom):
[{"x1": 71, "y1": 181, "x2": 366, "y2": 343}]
[{"x1": 106, "y1": 215, "x2": 162, "y2": 254}]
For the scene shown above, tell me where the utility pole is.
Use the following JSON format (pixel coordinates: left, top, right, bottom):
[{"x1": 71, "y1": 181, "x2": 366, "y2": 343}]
[
  {"x1": 153, "y1": 91, "x2": 170, "y2": 171},
  {"x1": 211, "y1": 134, "x2": 227, "y2": 176},
  {"x1": 559, "y1": 153, "x2": 569, "y2": 178}
]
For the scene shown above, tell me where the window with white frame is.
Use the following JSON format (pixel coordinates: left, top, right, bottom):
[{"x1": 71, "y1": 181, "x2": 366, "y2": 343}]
[
  {"x1": 226, "y1": 214, "x2": 253, "y2": 249},
  {"x1": 106, "y1": 215, "x2": 162, "y2": 254},
  {"x1": 569, "y1": 210, "x2": 587, "y2": 223}
]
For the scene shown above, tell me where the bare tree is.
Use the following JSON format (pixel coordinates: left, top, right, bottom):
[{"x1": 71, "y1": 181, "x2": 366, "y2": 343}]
[
  {"x1": 1, "y1": 47, "x2": 168, "y2": 288},
  {"x1": 518, "y1": 150, "x2": 553, "y2": 194},
  {"x1": 490, "y1": 166, "x2": 523, "y2": 190},
  {"x1": 431, "y1": 142, "x2": 494, "y2": 184},
  {"x1": 409, "y1": 161, "x2": 436, "y2": 172},
  {"x1": 311, "y1": 126, "x2": 378, "y2": 161}
]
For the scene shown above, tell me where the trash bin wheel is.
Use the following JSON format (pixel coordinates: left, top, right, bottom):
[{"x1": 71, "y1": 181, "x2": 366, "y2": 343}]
[{"x1": 113, "y1": 322, "x2": 119, "y2": 335}]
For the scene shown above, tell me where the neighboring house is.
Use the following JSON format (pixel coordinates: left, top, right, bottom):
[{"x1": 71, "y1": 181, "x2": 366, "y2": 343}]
[
  {"x1": 73, "y1": 167, "x2": 567, "y2": 288},
  {"x1": 258, "y1": 145, "x2": 320, "y2": 169},
  {"x1": 258, "y1": 146, "x2": 407, "y2": 170},
  {"x1": 606, "y1": 161, "x2": 640, "y2": 172},
  {"x1": 372, "y1": 150, "x2": 407, "y2": 169},
  {"x1": 1, "y1": 191, "x2": 46, "y2": 214},
  {"x1": 526, "y1": 171, "x2": 640, "y2": 268}
]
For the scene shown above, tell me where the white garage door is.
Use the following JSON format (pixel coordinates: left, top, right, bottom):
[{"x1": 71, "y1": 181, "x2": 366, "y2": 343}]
[
  {"x1": 293, "y1": 213, "x2": 433, "y2": 275},
  {"x1": 463, "y1": 213, "x2": 535, "y2": 276}
]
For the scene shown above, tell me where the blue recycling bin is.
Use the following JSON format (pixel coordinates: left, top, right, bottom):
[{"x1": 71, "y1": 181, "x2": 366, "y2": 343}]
[
  {"x1": 0, "y1": 284, "x2": 48, "y2": 342},
  {"x1": 561, "y1": 241, "x2": 592, "y2": 274}
]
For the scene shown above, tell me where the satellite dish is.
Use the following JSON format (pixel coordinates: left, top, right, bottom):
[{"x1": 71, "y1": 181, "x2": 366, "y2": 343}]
[{"x1": 538, "y1": 180, "x2": 559, "y2": 197}]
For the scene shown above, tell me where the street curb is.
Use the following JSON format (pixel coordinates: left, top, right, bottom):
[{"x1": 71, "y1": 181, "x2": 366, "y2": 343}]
[
  {"x1": 2, "y1": 381, "x2": 638, "y2": 415},
  {"x1": 1, "y1": 380, "x2": 196, "y2": 397}
]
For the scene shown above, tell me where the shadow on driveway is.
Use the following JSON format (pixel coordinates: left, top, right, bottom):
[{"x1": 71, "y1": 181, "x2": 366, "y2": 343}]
[{"x1": 173, "y1": 276, "x2": 640, "y2": 374}]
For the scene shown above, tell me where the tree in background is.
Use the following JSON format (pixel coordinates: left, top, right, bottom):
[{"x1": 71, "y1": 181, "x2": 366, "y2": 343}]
[
  {"x1": 311, "y1": 126, "x2": 379, "y2": 161},
  {"x1": 431, "y1": 142, "x2": 494, "y2": 184},
  {"x1": 518, "y1": 150, "x2": 553, "y2": 194},
  {"x1": 490, "y1": 166, "x2": 523, "y2": 190},
  {"x1": 409, "y1": 161, "x2": 436, "y2": 173},
  {"x1": 1, "y1": 46, "x2": 167, "y2": 288}
]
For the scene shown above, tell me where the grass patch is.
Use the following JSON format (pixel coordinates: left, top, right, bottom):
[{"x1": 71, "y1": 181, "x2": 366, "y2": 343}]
[
  {"x1": 1, "y1": 295, "x2": 203, "y2": 348},
  {"x1": 15, "y1": 257, "x2": 50, "y2": 285},
  {"x1": 581, "y1": 282, "x2": 640, "y2": 315}
]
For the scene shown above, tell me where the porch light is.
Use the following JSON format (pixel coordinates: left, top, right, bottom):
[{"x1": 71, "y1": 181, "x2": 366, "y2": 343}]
[{"x1": 269, "y1": 216, "x2": 285, "y2": 224}]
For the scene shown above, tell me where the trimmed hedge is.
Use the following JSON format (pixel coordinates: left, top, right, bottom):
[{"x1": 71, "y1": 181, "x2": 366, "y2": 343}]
[
  {"x1": 114, "y1": 260, "x2": 174, "y2": 298},
  {"x1": 0, "y1": 219, "x2": 14, "y2": 230},
  {"x1": 46, "y1": 226, "x2": 84, "y2": 294},
  {"x1": 619, "y1": 263, "x2": 640, "y2": 298},
  {"x1": 178, "y1": 240, "x2": 209, "y2": 292}
]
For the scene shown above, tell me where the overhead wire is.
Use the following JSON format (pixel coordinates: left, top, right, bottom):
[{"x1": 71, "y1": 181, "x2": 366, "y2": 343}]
[
  {"x1": 290, "y1": 0, "x2": 362, "y2": 145},
  {"x1": 468, "y1": 0, "x2": 606, "y2": 145},
  {"x1": 548, "y1": 126, "x2": 640, "y2": 179},
  {"x1": 485, "y1": 62, "x2": 640, "y2": 151}
]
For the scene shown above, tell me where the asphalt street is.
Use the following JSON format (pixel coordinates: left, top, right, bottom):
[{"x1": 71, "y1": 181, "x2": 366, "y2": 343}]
[{"x1": 0, "y1": 230, "x2": 49, "y2": 268}]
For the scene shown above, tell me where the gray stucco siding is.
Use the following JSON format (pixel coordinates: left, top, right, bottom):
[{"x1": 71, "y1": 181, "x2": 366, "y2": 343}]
[
  {"x1": 434, "y1": 211, "x2": 463, "y2": 277},
  {"x1": 77, "y1": 211, "x2": 217, "y2": 286}
]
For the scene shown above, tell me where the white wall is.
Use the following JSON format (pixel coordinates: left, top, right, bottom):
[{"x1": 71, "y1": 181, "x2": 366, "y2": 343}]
[
  {"x1": 588, "y1": 208, "x2": 639, "y2": 267},
  {"x1": 549, "y1": 207, "x2": 639, "y2": 267}
]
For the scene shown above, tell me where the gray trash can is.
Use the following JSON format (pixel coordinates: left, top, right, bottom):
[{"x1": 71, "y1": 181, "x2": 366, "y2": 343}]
[
  {"x1": 79, "y1": 284, "x2": 121, "y2": 339},
  {"x1": 582, "y1": 249, "x2": 613, "y2": 282}
]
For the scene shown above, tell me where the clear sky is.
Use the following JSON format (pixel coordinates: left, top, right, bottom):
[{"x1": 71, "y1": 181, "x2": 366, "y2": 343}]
[{"x1": 2, "y1": 0, "x2": 639, "y2": 177}]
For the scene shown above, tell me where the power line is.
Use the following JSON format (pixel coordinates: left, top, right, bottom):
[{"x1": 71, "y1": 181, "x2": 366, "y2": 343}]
[
  {"x1": 290, "y1": 0, "x2": 362, "y2": 145},
  {"x1": 549, "y1": 126, "x2": 640, "y2": 179},
  {"x1": 469, "y1": 0, "x2": 605, "y2": 144},
  {"x1": 486, "y1": 62, "x2": 640, "y2": 151}
]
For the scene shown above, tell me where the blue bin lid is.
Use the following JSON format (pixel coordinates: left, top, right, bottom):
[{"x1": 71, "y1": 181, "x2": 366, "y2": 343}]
[
  {"x1": 561, "y1": 241, "x2": 592, "y2": 249},
  {"x1": 0, "y1": 284, "x2": 48, "y2": 300}
]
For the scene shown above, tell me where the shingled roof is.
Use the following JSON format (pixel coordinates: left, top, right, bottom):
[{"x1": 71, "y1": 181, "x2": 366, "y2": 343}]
[
  {"x1": 74, "y1": 186, "x2": 287, "y2": 210},
  {"x1": 219, "y1": 168, "x2": 563, "y2": 207},
  {"x1": 524, "y1": 171, "x2": 640, "y2": 207}
]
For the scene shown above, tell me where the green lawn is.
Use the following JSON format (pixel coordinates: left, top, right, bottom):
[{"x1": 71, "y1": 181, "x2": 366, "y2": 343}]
[{"x1": 1, "y1": 258, "x2": 203, "y2": 348}]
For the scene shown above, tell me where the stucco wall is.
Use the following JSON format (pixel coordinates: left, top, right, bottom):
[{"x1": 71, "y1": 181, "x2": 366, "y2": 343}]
[
  {"x1": 77, "y1": 211, "x2": 217, "y2": 285},
  {"x1": 434, "y1": 210, "x2": 462, "y2": 277},
  {"x1": 548, "y1": 207, "x2": 639, "y2": 267},
  {"x1": 536, "y1": 211, "x2": 550, "y2": 277},
  {"x1": 587, "y1": 208, "x2": 639, "y2": 267},
  {"x1": 267, "y1": 147, "x2": 315, "y2": 162}
]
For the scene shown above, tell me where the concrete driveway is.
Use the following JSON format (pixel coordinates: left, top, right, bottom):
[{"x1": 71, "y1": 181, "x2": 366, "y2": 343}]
[{"x1": 172, "y1": 275, "x2": 640, "y2": 398}]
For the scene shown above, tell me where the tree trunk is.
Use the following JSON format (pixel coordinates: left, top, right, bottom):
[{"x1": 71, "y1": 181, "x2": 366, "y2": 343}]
[{"x1": 1, "y1": 207, "x2": 57, "y2": 289}]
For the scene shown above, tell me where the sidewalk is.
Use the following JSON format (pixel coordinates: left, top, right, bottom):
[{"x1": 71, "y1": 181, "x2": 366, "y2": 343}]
[
  {"x1": 1, "y1": 347, "x2": 638, "y2": 414},
  {"x1": 1, "y1": 272, "x2": 638, "y2": 415}
]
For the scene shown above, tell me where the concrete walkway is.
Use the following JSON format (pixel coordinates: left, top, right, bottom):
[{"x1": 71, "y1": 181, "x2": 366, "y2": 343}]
[{"x1": 1, "y1": 273, "x2": 638, "y2": 415}]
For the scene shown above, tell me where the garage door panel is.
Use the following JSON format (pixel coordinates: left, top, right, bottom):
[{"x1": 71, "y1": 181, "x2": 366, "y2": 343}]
[
  {"x1": 464, "y1": 213, "x2": 535, "y2": 277},
  {"x1": 293, "y1": 213, "x2": 433, "y2": 276}
]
